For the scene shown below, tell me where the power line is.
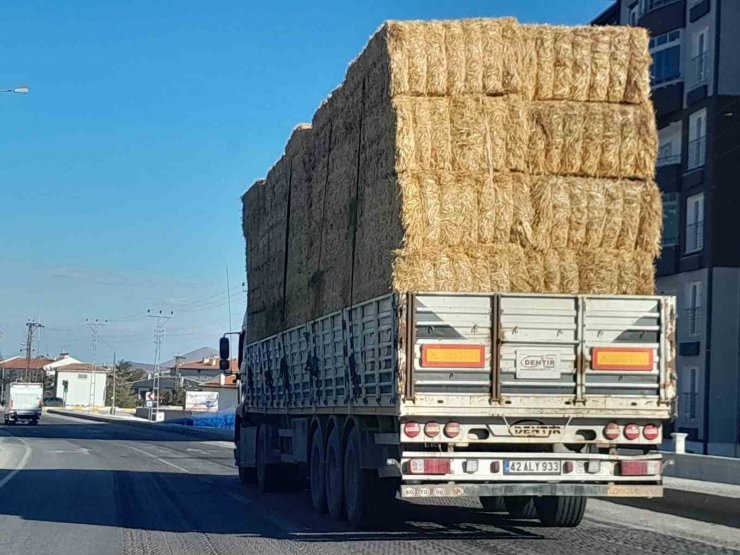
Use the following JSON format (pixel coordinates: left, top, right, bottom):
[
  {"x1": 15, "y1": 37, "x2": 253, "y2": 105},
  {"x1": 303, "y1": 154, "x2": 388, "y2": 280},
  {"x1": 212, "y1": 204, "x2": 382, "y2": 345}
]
[{"x1": 147, "y1": 309, "x2": 173, "y2": 422}]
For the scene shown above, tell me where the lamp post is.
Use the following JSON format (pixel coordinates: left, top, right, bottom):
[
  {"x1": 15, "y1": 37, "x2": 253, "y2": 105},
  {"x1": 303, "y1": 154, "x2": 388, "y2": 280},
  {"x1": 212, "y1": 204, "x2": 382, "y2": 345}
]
[{"x1": 1, "y1": 86, "x2": 29, "y2": 94}]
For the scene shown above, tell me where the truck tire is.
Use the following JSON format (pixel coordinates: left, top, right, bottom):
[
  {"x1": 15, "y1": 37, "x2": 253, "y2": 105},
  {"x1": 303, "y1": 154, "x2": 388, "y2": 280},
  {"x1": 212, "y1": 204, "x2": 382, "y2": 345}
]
[
  {"x1": 480, "y1": 496, "x2": 506, "y2": 512},
  {"x1": 238, "y1": 465, "x2": 257, "y2": 485},
  {"x1": 325, "y1": 427, "x2": 345, "y2": 521},
  {"x1": 343, "y1": 426, "x2": 380, "y2": 528},
  {"x1": 256, "y1": 424, "x2": 282, "y2": 493},
  {"x1": 309, "y1": 428, "x2": 327, "y2": 513},
  {"x1": 534, "y1": 496, "x2": 587, "y2": 527},
  {"x1": 504, "y1": 496, "x2": 537, "y2": 519}
]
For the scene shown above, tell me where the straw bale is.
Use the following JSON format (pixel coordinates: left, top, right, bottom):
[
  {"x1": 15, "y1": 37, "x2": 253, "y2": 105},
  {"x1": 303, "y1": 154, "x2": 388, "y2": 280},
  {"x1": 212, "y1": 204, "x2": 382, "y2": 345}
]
[
  {"x1": 617, "y1": 251, "x2": 638, "y2": 295},
  {"x1": 601, "y1": 182, "x2": 624, "y2": 249},
  {"x1": 477, "y1": 173, "x2": 497, "y2": 244},
  {"x1": 570, "y1": 28, "x2": 592, "y2": 102},
  {"x1": 634, "y1": 103, "x2": 658, "y2": 180},
  {"x1": 491, "y1": 171, "x2": 514, "y2": 244},
  {"x1": 635, "y1": 250, "x2": 656, "y2": 295},
  {"x1": 509, "y1": 173, "x2": 534, "y2": 249},
  {"x1": 550, "y1": 176, "x2": 571, "y2": 250},
  {"x1": 444, "y1": 20, "x2": 467, "y2": 95},
  {"x1": 580, "y1": 104, "x2": 604, "y2": 176},
  {"x1": 508, "y1": 245, "x2": 530, "y2": 292},
  {"x1": 600, "y1": 107, "x2": 623, "y2": 177},
  {"x1": 567, "y1": 178, "x2": 589, "y2": 249},
  {"x1": 561, "y1": 103, "x2": 585, "y2": 174},
  {"x1": 578, "y1": 249, "x2": 619, "y2": 295},
  {"x1": 617, "y1": 180, "x2": 643, "y2": 251},
  {"x1": 450, "y1": 96, "x2": 487, "y2": 173},
  {"x1": 589, "y1": 28, "x2": 612, "y2": 102},
  {"x1": 584, "y1": 179, "x2": 607, "y2": 249},
  {"x1": 625, "y1": 27, "x2": 652, "y2": 105},
  {"x1": 552, "y1": 28, "x2": 575, "y2": 100},
  {"x1": 608, "y1": 29, "x2": 630, "y2": 103},
  {"x1": 505, "y1": 99, "x2": 530, "y2": 172},
  {"x1": 542, "y1": 250, "x2": 562, "y2": 293},
  {"x1": 425, "y1": 22, "x2": 447, "y2": 95},
  {"x1": 439, "y1": 172, "x2": 479, "y2": 246},
  {"x1": 533, "y1": 26, "x2": 555, "y2": 100},
  {"x1": 530, "y1": 175, "x2": 555, "y2": 251},
  {"x1": 560, "y1": 250, "x2": 580, "y2": 294},
  {"x1": 636, "y1": 181, "x2": 663, "y2": 257},
  {"x1": 464, "y1": 20, "x2": 485, "y2": 94},
  {"x1": 526, "y1": 250, "x2": 546, "y2": 292}
]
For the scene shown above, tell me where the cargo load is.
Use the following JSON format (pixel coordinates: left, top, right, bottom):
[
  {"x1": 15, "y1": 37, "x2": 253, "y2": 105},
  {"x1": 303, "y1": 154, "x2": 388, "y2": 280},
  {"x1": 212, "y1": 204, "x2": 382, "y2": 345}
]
[{"x1": 242, "y1": 18, "x2": 660, "y2": 342}]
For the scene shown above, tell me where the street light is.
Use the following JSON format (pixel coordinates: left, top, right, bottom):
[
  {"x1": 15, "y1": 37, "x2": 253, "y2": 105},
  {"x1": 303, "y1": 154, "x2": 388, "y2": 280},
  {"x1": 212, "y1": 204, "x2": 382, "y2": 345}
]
[{"x1": 1, "y1": 86, "x2": 29, "y2": 94}]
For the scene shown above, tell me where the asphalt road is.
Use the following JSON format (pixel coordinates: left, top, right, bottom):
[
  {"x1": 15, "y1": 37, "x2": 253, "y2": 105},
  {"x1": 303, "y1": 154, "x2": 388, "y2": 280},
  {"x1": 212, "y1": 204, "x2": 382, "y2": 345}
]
[{"x1": 0, "y1": 413, "x2": 738, "y2": 555}]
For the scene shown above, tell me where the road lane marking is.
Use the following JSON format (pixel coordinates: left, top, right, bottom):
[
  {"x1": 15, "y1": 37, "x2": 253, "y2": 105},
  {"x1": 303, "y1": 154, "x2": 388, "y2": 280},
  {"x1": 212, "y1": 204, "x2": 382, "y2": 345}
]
[
  {"x1": 117, "y1": 443, "x2": 191, "y2": 473},
  {"x1": 0, "y1": 434, "x2": 32, "y2": 491}
]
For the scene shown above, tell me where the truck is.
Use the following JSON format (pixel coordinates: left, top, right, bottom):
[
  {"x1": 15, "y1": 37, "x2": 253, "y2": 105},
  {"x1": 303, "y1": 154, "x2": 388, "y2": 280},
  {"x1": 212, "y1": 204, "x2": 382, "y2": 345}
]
[
  {"x1": 2, "y1": 382, "x2": 43, "y2": 425},
  {"x1": 221, "y1": 290, "x2": 676, "y2": 528}
]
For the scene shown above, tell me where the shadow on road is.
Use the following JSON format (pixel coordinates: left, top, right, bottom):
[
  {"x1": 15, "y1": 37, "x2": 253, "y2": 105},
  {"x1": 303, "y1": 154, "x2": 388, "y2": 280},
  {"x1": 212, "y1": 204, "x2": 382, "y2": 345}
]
[
  {"x1": 0, "y1": 468, "x2": 546, "y2": 542},
  {"x1": 0, "y1": 419, "x2": 229, "y2": 443}
]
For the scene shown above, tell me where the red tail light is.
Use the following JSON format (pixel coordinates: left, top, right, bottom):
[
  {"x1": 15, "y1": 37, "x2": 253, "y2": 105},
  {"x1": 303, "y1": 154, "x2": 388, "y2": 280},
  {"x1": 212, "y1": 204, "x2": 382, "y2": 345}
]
[
  {"x1": 603, "y1": 422, "x2": 620, "y2": 440},
  {"x1": 443, "y1": 421, "x2": 461, "y2": 438},
  {"x1": 424, "y1": 421, "x2": 441, "y2": 438},
  {"x1": 408, "y1": 458, "x2": 451, "y2": 475},
  {"x1": 620, "y1": 460, "x2": 661, "y2": 476},
  {"x1": 623, "y1": 423, "x2": 640, "y2": 440},
  {"x1": 643, "y1": 424, "x2": 660, "y2": 440},
  {"x1": 563, "y1": 461, "x2": 575, "y2": 474},
  {"x1": 404, "y1": 422, "x2": 420, "y2": 439}
]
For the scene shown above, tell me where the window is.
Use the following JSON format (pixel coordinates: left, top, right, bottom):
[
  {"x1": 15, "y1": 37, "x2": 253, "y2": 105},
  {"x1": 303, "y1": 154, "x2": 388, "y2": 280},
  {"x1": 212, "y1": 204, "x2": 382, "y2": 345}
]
[
  {"x1": 688, "y1": 109, "x2": 707, "y2": 169},
  {"x1": 662, "y1": 192, "x2": 679, "y2": 247},
  {"x1": 685, "y1": 194, "x2": 704, "y2": 253},
  {"x1": 686, "y1": 281, "x2": 703, "y2": 335},
  {"x1": 650, "y1": 30, "x2": 682, "y2": 85},
  {"x1": 629, "y1": 4, "x2": 639, "y2": 25},
  {"x1": 682, "y1": 367, "x2": 698, "y2": 420},
  {"x1": 78, "y1": 374, "x2": 88, "y2": 380},
  {"x1": 692, "y1": 28, "x2": 710, "y2": 86}
]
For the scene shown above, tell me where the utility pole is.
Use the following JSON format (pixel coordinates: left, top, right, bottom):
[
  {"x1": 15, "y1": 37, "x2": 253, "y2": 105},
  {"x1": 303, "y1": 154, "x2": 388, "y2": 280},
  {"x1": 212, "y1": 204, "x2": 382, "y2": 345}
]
[
  {"x1": 110, "y1": 351, "x2": 117, "y2": 415},
  {"x1": 24, "y1": 321, "x2": 44, "y2": 382},
  {"x1": 174, "y1": 354, "x2": 186, "y2": 408},
  {"x1": 85, "y1": 318, "x2": 107, "y2": 411},
  {"x1": 147, "y1": 309, "x2": 173, "y2": 421}
]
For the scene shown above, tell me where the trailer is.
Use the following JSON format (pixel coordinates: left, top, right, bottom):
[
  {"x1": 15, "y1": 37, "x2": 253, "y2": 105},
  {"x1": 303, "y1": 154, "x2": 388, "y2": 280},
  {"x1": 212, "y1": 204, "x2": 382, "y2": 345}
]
[
  {"x1": 222, "y1": 291, "x2": 676, "y2": 527},
  {"x1": 2, "y1": 382, "x2": 43, "y2": 425}
]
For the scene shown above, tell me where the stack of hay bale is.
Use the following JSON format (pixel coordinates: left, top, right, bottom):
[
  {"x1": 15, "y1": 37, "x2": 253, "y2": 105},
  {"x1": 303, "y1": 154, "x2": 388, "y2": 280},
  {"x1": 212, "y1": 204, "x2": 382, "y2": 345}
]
[{"x1": 242, "y1": 18, "x2": 660, "y2": 342}]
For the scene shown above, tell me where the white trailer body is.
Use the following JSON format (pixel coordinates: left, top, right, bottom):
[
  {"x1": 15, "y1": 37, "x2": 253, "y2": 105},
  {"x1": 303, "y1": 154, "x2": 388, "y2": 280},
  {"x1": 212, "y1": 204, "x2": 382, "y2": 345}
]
[
  {"x1": 3, "y1": 382, "x2": 43, "y2": 425},
  {"x1": 230, "y1": 292, "x2": 676, "y2": 527}
]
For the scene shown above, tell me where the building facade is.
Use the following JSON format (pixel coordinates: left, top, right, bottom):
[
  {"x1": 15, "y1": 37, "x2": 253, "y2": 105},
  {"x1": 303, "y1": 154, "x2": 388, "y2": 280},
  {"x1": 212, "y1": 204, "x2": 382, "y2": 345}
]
[{"x1": 594, "y1": 0, "x2": 740, "y2": 456}]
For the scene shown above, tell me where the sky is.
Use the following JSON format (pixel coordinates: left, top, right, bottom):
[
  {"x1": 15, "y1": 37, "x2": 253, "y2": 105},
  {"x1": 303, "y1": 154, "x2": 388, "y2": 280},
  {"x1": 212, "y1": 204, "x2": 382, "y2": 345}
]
[{"x1": 0, "y1": 0, "x2": 612, "y2": 364}]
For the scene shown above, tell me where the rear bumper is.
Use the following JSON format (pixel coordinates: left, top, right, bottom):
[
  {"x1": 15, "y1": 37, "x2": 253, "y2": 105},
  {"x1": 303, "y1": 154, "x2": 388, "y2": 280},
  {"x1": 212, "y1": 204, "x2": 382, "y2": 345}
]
[
  {"x1": 400, "y1": 483, "x2": 663, "y2": 499},
  {"x1": 5, "y1": 410, "x2": 40, "y2": 419}
]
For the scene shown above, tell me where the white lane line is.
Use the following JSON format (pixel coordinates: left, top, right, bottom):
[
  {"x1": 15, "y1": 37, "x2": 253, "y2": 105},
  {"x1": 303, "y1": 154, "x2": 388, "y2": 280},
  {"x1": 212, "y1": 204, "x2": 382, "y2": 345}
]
[
  {"x1": 0, "y1": 434, "x2": 32, "y2": 491},
  {"x1": 117, "y1": 443, "x2": 191, "y2": 473}
]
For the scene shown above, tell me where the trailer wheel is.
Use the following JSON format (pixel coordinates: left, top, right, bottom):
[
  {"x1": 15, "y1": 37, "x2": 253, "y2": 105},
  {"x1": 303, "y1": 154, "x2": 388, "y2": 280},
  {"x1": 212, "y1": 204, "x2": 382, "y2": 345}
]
[
  {"x1": 256, "y1": 424, "x2": 281, "y2": 493},
  {"x1": 325, "y1": 427, "x2": 345, "y2": 521},
  {"x1": 534, "y1": 496, "x2": 587, "y2": 527},
  {"x1": 309, "y1": 428, "x2": 327, "y2": 513},
  {"x1": 238, "y1": 465, "x2": 257, "y2": 485},
  {"x1": 343, "y1": 426, "x2": 382, "y2": 528},
  {"x1": 504, "y1": 496, "x2": 537, "y2": 519},
  {"x1": 480, "y1": 496, "x2": 506, "y2": 512}
]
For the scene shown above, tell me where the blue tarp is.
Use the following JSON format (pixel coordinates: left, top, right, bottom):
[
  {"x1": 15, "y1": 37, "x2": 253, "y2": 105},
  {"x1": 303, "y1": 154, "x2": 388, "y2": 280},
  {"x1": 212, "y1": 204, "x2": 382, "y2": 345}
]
[{"x1": 165, "y1": 410, "x2": 235, "y2": 429}]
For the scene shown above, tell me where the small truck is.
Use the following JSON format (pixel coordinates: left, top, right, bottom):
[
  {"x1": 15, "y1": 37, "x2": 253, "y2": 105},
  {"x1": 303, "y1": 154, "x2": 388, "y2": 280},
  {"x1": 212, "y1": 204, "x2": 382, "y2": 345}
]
[
  {"x1": 221, "y1": 291, "x2": 676, "y2": 528},
  {"x1": 2, "y1": 382, "x2": 43, "y2": 425}
]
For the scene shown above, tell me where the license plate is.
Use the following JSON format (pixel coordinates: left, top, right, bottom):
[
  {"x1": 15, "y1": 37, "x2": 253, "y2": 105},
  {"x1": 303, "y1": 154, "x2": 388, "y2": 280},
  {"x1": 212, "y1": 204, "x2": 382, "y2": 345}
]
[{"x1": 504, "y1": 460, "x2": 561, "y2": 475}]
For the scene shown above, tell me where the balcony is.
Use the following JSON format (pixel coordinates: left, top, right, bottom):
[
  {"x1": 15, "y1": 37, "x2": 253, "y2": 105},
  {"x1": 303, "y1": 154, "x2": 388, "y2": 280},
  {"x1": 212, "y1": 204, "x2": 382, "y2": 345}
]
[
  {"x1": 639, "y1": 0, "x2": 686, "y2": 36},
  {"x1": 691, "y1": 53, "x2": 710, "y2": 88},
  {"x1": 683, "y1": 306, "x2": 703, "y2": 336},
  {"x1": 657, "y1": 153, "x2": 681, "y2": 167},
  {"x1": 680, "y1": 391, "x2": 698, "y2": 420},
  {"x1": 685, "y1": 221, "x2": 704, "y2": 254},
  {"x1": 652, "y1": 82, "x2": 684, "y2": 117},
  {"x1": 687, "y1": 137, "x2": 706, "y2": 170}
]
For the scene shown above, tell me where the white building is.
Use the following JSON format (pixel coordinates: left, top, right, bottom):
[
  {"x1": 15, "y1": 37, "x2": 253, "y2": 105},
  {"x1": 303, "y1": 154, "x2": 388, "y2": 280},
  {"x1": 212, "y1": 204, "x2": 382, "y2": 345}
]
[
  {"x1": 200, "y1": 372, "x2": 238, "y2": 410},
  {"x1": 55, "y1": 364, "x2": 108, "y2": 407}
]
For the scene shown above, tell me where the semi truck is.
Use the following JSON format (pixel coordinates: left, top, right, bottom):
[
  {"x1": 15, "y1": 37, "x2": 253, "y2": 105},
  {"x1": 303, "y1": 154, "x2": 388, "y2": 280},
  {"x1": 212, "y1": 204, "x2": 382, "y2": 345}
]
[
  {"x1": 221, "y1": 290, "x2": 676, "y2": 528},
  {"x1": 2, "y1": 382, "x2": 43, "y2": 425}
]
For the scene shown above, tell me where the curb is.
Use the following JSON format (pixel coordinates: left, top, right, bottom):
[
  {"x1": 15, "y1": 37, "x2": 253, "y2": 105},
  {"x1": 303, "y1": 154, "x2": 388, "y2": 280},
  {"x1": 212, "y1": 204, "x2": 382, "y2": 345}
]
[
  {"x1": 606, "y1": 487, "x2": 740, "y2": 529},
  {"x1": 47, "y1": 409, "x2": 234, "y2": 442}
]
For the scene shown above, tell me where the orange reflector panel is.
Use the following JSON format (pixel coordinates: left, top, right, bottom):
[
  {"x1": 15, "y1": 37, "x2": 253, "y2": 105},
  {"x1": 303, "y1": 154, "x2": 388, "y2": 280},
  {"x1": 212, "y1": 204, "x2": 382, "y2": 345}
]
[
  {"x1": 421, "y1": 344, "x2": 485, "y2": 368},
  {"x1": 591, "y1": 347, "x2": 654, "y2": 371}
]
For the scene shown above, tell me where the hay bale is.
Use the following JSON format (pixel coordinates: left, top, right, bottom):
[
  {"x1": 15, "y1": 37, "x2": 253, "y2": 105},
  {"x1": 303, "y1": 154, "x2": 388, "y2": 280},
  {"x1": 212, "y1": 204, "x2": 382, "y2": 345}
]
[{"x1": 636, "y1": 181, "x2": 663, "y2": 257}]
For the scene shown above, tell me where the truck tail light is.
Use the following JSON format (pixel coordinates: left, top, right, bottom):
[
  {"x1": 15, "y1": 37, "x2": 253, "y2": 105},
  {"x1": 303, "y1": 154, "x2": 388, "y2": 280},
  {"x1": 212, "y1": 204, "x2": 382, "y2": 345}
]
[
  {"x1": 623, "y1": 423, "x2": 640, "y2": 440},
  {"x1": 424, "y1": 421, "x2": 440, "y2": 438},
  {"x1": 408, "y1": 458, "x2": 451, "y2": 475},
  {"x1": 563, "y1": 461, "x2": 574, "y2": 474},
  {"x1": 403, "y1": 422, "x2": 420, "y2": 439},
  {"x1": 603, "y1": 422, "x2": 620, "y2": 440},
  {"x1": 443, "y1": 421, "x2": 460, "y2": 438},
  {"x1": 620, "y1": 460, "x2": 661, "y2": 476},
  {"x1": 643, "y1": 424, "x2": 660, "y2": 440}
]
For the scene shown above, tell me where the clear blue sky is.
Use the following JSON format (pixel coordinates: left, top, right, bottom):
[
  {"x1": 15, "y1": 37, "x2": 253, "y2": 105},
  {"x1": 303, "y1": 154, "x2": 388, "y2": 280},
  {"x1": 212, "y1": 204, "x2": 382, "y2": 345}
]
[{"x1": 0, "y1": 0, "x2": 611, "y2": 364}]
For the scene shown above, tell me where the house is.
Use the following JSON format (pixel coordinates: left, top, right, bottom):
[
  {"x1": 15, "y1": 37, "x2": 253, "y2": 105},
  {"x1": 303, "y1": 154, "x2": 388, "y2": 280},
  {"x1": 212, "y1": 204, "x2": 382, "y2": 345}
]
[
  {"x1": 593, "y1": 0, "x2": 740, "y2": 457},
  {"x1": 200, "y1": 370, "x2": 239, "y2": 410},
  {"x1": 170, "y1": 357, "x2": 234, "y2": 383},
  {"x1": 54, "y1": 363, "x2": 109, "y2": 407}
]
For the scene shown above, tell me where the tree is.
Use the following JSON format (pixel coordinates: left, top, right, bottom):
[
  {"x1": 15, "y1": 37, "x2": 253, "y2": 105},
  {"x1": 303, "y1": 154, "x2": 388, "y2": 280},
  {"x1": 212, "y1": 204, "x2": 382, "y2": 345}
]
[{"x1": 105, "y1": 359, "x2": 146, "y2": 409}]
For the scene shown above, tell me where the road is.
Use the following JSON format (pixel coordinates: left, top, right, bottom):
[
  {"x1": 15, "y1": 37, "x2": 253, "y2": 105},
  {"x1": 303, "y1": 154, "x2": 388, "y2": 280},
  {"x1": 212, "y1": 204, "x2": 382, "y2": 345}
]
[{"x1": 0, "y1": 413, "x2": 738, "y2": 555}]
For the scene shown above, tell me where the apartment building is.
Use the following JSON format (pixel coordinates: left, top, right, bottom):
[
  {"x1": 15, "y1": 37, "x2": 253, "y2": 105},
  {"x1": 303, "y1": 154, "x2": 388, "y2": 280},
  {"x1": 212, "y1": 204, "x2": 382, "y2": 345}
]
[{"x1": 594, "y1": 0, "x2": 740, "y2": 456}]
